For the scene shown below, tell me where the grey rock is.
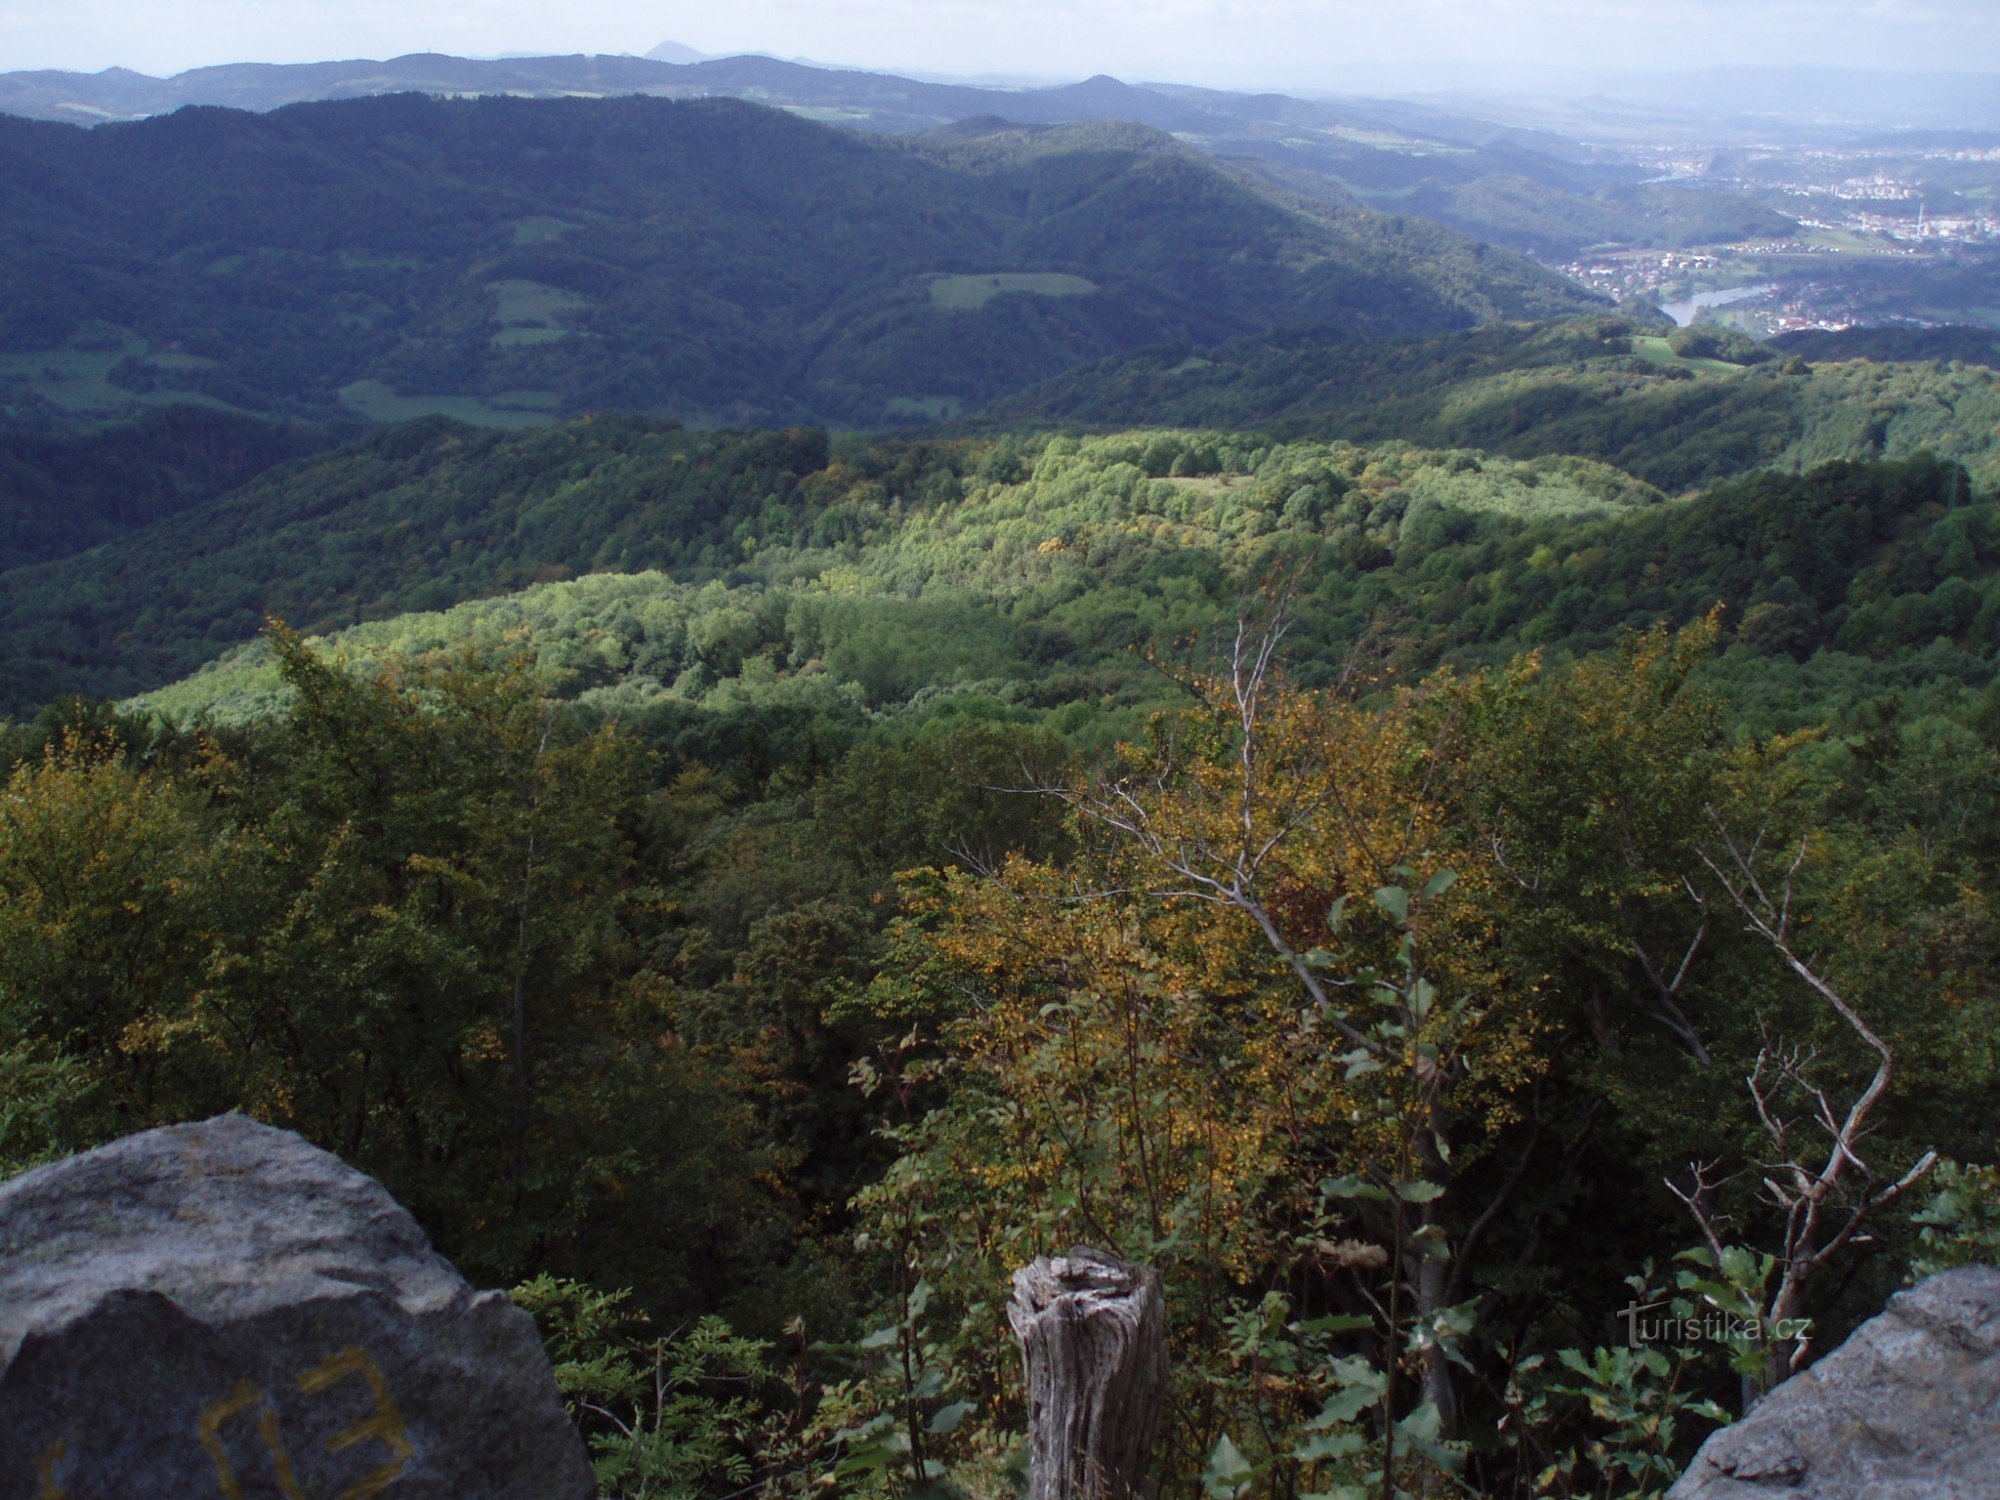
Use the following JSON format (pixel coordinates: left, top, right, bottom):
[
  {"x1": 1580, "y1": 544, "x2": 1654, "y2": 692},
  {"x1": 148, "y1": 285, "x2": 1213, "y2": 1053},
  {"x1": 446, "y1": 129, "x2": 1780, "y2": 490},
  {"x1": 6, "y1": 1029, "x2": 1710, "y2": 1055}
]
[
  {"x1": 1670, "y1": 1266, "x2": 2000, "y2": 1499},
  {"x1": 0, "y1": 1114, "x2": 594, "y2": 1498}
]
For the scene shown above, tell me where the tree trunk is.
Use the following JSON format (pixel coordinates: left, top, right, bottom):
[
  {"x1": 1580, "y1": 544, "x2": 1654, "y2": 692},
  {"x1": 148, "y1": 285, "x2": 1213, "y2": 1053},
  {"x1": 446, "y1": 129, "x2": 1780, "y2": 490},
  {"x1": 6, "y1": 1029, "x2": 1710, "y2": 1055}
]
[
  {"x1": 1416, "y1": 1252, "x2": 1458, "y2": 1439},
  {"x1": 1008, "y1": 1248, "x2": 1169, "y2": 1500}
]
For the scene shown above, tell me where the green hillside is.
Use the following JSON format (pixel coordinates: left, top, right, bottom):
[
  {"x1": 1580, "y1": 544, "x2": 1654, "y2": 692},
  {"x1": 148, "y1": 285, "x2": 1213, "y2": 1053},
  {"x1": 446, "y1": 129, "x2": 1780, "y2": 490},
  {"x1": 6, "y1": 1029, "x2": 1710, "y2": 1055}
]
[
  {"x1": 143, "y1": 445, "x2": 1993, "y2": 741},
  {"x1": 0, "y1": 94, "x2": 1594, "y2": 431},
  {"x1": 993, "y1": 316, "x2": 2000, "y2": 491},
  {"x1": 1, "y1": 416, "x2": 1953, "y2": 742},
  {"x1": 0, "y1": 419, "x2": 830, "y2": 708}
]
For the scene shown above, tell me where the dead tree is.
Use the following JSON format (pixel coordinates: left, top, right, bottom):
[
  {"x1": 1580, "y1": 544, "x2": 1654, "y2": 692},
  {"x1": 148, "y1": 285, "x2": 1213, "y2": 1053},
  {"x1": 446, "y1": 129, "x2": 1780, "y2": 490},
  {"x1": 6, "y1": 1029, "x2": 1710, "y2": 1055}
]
[
  {"x1": 1008, "y1": 1249, "x2": 1168, "y2": 1500},
  {"x1": 1670, "y1": 822, "x2": 1938, "y2": 1397}
]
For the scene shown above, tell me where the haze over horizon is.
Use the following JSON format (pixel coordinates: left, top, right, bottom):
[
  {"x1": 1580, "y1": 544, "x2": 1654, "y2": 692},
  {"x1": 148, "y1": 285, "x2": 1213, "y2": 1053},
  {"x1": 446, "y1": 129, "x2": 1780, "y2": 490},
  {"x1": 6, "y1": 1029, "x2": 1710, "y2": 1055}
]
[{"x1": 3, "y1": 0, "x2": 1997, "y2": 95}]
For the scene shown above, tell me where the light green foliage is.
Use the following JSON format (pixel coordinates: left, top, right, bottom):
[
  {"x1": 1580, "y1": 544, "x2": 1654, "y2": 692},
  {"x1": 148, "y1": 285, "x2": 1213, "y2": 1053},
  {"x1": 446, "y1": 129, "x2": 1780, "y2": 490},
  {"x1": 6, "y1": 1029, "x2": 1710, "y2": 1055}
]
[
  {"x1": 119, "y1": 426, "x2": 1659, "y2": 725},
  {"x1": 510, "y1": 1271, "x2": 985, "y2": 1500},
  {"x1": 1671, "y1": 1248, "x2": 1785, "y2": 1391},
  {"x1": 12, "y1": 387, "x2": 2000, "y2": 1500},
  {"x1": 1203, "y1": 1295, "x2": 1464, "y2": 1500},
  {"x1": 514, "y1": 1276, "x2": 780, "y2": 1500},
  {"x1": 1515, "y1": 1265, "x2": 1731, "y2": 1500},
  {"x1": 1910, "y1": 1162, "x2": 2000, "y2": 1278},
  {"x1": 0, "y1": 1043, "x2": 90, "y2": 1179}
]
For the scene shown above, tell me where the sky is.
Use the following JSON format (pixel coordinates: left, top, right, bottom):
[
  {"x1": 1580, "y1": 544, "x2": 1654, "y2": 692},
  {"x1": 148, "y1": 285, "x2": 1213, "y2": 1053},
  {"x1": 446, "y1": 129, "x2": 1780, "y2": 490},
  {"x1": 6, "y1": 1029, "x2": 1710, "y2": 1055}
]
[{"x1": 3, "y1": 0, "x2": 1998, "y2": 88}]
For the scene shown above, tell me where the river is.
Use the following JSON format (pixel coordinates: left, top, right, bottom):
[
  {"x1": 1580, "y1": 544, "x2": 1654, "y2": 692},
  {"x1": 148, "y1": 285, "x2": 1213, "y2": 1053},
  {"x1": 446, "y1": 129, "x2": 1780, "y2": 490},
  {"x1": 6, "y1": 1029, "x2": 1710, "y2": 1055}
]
[{"x1": 1660, "y1": 284, "x2": 1778, "y2": 328}]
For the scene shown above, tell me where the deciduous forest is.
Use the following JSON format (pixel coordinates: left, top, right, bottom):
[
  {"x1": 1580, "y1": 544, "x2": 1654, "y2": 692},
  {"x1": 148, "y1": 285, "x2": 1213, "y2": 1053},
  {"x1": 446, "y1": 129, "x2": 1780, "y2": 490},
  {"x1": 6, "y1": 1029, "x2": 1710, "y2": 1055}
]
[{"x1": 7, "y1": 412, "x2": 2000, "y2": 1495}]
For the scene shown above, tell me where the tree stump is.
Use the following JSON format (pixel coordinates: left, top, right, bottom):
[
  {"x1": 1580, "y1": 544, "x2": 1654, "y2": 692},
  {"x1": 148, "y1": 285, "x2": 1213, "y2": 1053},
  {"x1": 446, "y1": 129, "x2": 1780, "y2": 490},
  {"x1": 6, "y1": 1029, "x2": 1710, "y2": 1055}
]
[{"x1": 1008, "y1": 1248, "x2": 1168, "y2": 1500}]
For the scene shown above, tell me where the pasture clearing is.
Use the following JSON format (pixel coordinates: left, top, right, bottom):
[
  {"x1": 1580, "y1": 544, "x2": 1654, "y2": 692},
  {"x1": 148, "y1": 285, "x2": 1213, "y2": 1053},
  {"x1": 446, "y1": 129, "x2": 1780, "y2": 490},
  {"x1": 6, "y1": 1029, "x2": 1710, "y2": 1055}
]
[
  {"x1": 509, "y1": 217, "x2": 580, "y2": 246},
  {"x1": 928, "y1": 273, "x2": 1099, "y2": 312},
  {"x1": 886, "y1": 395, "x2": 965, "y2": 420},
  {"x1": 0, "y1": 337, "x2": 232, "y2": 418},
  {"x1": 486, "y1": 279, "x2": 590, "y2": 346},
  {"x1": 338, "y1": 380, "x2": 561, "y2": 428},
  {"x1": 1630, "y1": 335, "x2": 1749, "y2": 377}
]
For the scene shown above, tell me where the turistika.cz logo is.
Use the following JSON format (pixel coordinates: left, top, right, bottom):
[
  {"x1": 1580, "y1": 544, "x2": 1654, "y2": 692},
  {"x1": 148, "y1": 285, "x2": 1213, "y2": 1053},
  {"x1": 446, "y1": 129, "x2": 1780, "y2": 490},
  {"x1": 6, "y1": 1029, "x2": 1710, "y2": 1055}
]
[{"x1": 1618, "y1": 1300, "x2": 1811, "y2": 1349}]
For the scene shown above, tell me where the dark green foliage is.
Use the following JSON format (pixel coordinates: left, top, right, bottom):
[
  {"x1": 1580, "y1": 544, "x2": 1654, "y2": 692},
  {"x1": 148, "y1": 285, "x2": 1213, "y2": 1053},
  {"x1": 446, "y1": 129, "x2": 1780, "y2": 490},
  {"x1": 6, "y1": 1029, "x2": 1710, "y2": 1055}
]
[
  {"x1": 8, "y1": 422, "x2": 2000, "y2": 1497},
  {"x1": 0, "y1": 50, "x2": 1804, "y2": 271},
  {"x1": 1768, "y1": 324, "x2": 2000, "y2": 369},
  {"x1": 2, "y1": 305, "x2": 1999, "y2": 1500},
  {"x1": 0, "y1": 404, "x2": 336, "y2": 568},
  {"x1": 0, "y1": 632, "x2": 813, "y2": 1319},
  {"x1": 1398, "y1": 173, "x2": 1796, "y2": 260}
]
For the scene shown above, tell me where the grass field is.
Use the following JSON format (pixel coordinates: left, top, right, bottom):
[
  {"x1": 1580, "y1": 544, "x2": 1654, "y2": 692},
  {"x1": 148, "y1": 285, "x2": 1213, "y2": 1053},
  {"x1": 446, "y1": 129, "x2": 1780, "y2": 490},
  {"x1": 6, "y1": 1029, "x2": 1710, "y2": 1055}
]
[
  {"x1": 0, "y1": 336, "x2": 235, "y2": 419},
  {"x1": 780, "y1": 106, "x2": 881, "y2": 126},
  {"x1": 929, "y1": 272, "x2": 1099, "y2": 312},
  {"x1": 1323, "y1": 124, "x2": 1465, "y2": 154},
  {"x1": 337, "y1": 380, "x2": 561, "y2": 428},
  {"x1": 1630, "y1": 335, "x2": 1748, "y2": 377},
  {"x1": 509, "y1": 217, "x2": 580, "y2": 246},
  {"x1": 486, "y1": 279, "x2": 589, "y2": 346},
  {"x1": 885, "y1": 395, "x2": 965, "y2": 420},
  {"x1": 339, "y1": 251, "x2": 423, "y2": 271},
  {"x1": 492, "y1": 327, "x2": 573, "y2": 347}
]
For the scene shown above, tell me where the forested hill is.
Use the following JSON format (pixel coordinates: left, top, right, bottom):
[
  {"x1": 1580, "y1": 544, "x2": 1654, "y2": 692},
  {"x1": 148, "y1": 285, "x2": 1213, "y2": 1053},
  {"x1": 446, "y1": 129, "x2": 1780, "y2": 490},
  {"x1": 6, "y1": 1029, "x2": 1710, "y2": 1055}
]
[
  {"x1": 0, "y1": 93, "x2": 1593, "y2": 431},
  {"x1": 136, "y1": 434, "x2": 1986, "y2": 735},
  {"x1": 6, "y1": 407, "x2": 1996, "y2": 733},
  {"x1": 0, "y1": 53, "x2": 1808, "y2": 265},
  {"x1": 990, "y1": 316, "x2": 2000, "y2": 492},
  {"x1": 0, "y1": 404, "x2": 335, "y2": 570}
]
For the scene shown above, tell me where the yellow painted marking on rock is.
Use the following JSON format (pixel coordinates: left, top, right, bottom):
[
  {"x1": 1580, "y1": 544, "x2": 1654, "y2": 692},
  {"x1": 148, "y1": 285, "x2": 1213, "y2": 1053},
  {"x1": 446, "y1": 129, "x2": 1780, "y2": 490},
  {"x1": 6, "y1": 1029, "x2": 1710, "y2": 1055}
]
[
  {"x1": 36, "y1": 1434, "x2": 69, "y2": 1498},
  {"x1": 298, "y1": 1346, "x2": 413, "y2": 1497},
  {"x1": 198, "y1": 1378, "x2": 306, "y2": 1499}
]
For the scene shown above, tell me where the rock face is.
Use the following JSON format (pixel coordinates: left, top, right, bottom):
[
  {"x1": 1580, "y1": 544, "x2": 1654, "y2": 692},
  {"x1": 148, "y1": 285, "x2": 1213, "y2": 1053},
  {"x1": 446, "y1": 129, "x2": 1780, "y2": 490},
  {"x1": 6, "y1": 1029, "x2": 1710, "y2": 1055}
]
[
  {"x1": 0, "y1": 1114, "x2": 594, "y2": 1498},
  {"x1": 1670, "y1": 1265, "x2": 2000, "y2": 1498}
]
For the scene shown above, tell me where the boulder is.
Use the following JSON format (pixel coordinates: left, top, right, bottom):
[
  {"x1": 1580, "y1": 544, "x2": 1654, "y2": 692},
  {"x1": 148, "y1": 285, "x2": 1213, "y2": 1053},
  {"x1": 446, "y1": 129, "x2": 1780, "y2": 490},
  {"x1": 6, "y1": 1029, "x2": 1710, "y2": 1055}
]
[
  {"x1": 1670, "y1": 1265, "x2": 2000, "y2": 1498},
  {"x1": 0, "y1": 1114, "x2": 594, "y2": 1498}
]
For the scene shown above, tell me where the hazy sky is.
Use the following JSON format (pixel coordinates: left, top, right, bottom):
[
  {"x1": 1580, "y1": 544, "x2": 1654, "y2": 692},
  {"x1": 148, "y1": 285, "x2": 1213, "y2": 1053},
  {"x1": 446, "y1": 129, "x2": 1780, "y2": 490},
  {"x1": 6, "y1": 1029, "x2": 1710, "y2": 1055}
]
[{"x1": 4, "y1": 0, "x2": 1998, "y2": 87}]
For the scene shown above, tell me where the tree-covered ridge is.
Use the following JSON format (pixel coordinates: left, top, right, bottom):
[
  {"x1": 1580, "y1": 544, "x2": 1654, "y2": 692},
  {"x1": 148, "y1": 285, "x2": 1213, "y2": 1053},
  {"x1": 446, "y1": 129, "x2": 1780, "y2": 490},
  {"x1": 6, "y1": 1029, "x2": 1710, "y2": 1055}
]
[
  {"x1": 992, "y1": 316, "x2": 2000, "y2": 492},
  {"x1": 0, "y1": 94, "x2": 1593, "y2": 431},
  {"x1": 4, "y1": 383, "x2": 1999, "y2": 1500},
  {"x1": 119, "y1": 437, "x2": 1998, "y2": 756},
  {"x1": 2, "y1": 50, "x2": 1802, "y2": 269},
  {"x1": 1768, "y1": 323, "x2": 2000, "y2": 370},
  {"x1": 0, "y1": 418, "x2": 1665, "y2": 712},
  {"x1": 0, "y1": 419, "x2": 835, "y2": 709}
]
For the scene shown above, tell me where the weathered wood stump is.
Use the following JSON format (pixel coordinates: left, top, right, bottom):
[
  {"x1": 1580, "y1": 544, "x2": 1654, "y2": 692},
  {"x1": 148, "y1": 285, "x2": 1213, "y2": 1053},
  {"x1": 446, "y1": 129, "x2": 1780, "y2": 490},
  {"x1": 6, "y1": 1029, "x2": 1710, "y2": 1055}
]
[{"x1": 1008, "y1": 1248, "x2": 1168, "y2": 1500}]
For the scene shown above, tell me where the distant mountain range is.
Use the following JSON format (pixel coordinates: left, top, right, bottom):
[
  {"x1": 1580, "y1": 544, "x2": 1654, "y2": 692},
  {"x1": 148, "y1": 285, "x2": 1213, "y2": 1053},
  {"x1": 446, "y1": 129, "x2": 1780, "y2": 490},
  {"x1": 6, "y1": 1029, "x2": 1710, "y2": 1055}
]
[
  {"x1": 0, "y1": 51, "x2": 1796, "y2": 262},
  {"x1": 1447, "y1": 67, "x2": 2000, "y2": 143},
  {"x1": 0, "y1": 92, "x2": 1598, "y2": 430}
]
